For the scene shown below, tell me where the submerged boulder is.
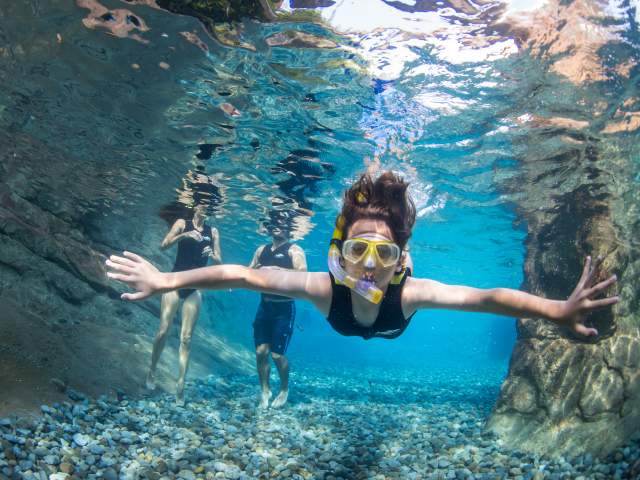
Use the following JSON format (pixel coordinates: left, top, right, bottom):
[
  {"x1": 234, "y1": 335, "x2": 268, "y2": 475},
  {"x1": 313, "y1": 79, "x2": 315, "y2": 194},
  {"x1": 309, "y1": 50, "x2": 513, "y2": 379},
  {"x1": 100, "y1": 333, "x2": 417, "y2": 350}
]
[{"x1": 488, "y1": 140, "x2": 640, "y2": 457}]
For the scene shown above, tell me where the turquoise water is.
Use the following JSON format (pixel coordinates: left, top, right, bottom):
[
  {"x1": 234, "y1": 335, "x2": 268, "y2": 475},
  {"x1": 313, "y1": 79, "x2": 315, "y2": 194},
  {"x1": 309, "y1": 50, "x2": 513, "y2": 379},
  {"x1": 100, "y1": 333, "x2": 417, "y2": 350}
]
[
  {"x1": 1, "y1": 0, "x2": 637, "y2": 373},
  {"x1": 1, "y1": 1, "x2": 640, "y2": 478}
]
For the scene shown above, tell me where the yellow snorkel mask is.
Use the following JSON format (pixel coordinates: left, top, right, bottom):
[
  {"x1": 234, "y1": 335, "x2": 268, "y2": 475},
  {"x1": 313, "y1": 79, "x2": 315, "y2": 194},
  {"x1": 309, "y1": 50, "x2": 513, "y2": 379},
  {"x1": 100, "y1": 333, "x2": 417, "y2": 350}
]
[{"x1": 328, "y1": 215, "x2": 385, "y2": 304}]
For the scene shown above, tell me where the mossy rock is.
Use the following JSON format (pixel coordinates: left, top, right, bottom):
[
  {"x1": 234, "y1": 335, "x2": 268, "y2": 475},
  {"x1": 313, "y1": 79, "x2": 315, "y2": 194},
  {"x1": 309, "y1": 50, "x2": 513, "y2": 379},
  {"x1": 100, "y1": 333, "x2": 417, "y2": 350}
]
[{"x1": 156, "y1": 0, "x2": 272, "y2": 23}]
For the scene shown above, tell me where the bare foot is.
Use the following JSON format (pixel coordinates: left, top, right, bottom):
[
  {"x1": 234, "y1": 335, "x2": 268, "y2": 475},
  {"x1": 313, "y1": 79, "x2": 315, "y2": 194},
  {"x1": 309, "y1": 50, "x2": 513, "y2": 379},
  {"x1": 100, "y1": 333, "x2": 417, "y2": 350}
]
[
  {"x1": 258, "y1": 390, "x2": 272, "y2": 409},
  {"x1": 175, "y1": 379, "x2": 185, "y2": 406},
  {"x1": 271, "y1": 390, "x2": 288, "y2": 409},
  {"x1": 145, "y1": 371, "x2": 156, "y2": 391}
]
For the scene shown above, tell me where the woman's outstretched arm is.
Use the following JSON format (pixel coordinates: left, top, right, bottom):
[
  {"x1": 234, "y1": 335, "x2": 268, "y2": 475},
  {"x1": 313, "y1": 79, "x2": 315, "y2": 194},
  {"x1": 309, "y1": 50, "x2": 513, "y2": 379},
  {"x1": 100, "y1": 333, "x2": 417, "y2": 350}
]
[
  {"x1": 403, "y1": 256, "x2": 619, "y2": 337},
  {"x1": 106, "y1": 251, "x2": 331, "y2": 310}
]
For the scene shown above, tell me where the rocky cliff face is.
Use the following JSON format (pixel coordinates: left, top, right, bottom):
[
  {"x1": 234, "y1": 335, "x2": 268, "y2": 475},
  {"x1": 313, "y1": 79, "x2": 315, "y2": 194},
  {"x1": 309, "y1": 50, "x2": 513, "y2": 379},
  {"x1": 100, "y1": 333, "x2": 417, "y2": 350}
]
[
  {"x1": 0, "y1": 0, "x2": 279, "y2": 416},
  {"x1": 474, "y1": 0, "x2": 640, "y2": 458},
  {"x1": 486, "y1": 136, "x2": 640, "y2": 457},
  {"x1": 0, "y1": 127, "x2": 253, "y2": 417}
]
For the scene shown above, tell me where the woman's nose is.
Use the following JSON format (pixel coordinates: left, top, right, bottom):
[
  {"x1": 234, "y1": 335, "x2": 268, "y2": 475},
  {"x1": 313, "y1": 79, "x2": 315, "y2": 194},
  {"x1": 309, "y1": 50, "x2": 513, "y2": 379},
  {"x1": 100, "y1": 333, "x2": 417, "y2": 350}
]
[{"x1": 363, "y1": 250, "x2": 376, "y2": 269}]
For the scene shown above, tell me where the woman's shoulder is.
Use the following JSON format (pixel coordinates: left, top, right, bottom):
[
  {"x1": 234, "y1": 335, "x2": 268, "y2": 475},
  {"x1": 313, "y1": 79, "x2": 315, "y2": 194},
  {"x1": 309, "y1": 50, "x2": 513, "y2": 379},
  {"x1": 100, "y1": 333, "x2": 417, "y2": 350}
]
[
  {"x1": 400, "y1": 275, "x2": 438, "y2": 302},
  {"x1": 288, "y1": 243, "x2": 305, "y2": 253}
]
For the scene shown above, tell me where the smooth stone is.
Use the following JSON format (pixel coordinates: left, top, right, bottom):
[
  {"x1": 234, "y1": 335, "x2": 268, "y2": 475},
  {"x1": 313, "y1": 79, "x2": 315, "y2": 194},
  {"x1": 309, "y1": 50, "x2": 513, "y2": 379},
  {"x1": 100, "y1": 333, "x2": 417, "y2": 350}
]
[
  {"x1": 88, "y1": 444, "x2": 104, "y2": 455},
  {"x1": 102, "y1": 468, "x2": 118, "y2": 480},
  {"x1": 99, "y1": 456, "x2": 117, "y2": 467},
  {"x1": 33, "y1": 448, "x2": 49, "y2": 458},
  {"x1": 71, "y1": 406, "x2": 85, "y2": 417},
  {"x1": 43, "y1": 455, "x2": 59, "y2": 465},
  {"x1": 143, "y1": 470, "x2": 161, "y2": 480},
  {"x1": 72, "y1": 434, "x2": 89, "y2": 447},
  {"x1": 177, "y1": 470, "x2": 196, "y2": 480},
  {"x1": 155, "y1": 460, "x2": 167, "y2": 473},
  {"x1": 67, "y1": 390, "x2": 85, "y2": 402},
  {"x1": 3, "y1": 435, "x2": 24, "y2": 445}
]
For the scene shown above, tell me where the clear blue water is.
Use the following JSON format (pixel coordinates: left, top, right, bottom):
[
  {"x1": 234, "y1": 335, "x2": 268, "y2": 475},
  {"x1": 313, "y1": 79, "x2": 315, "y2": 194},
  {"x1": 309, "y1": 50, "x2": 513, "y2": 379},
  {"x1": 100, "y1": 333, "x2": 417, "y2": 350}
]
[
  {"x1": 2, "y1": 3, "x2": 640, "y2": 478},
  {"x1": 1, "y1": 0, "x2": 638, "y2": 382}
]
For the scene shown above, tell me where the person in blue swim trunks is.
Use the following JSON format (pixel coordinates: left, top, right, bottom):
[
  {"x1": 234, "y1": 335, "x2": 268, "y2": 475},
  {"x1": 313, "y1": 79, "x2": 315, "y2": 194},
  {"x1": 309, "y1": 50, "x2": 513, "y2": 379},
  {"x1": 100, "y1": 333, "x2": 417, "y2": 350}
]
[{"x1": 248, "y1": 218, "x2": 307, "y2": 409}]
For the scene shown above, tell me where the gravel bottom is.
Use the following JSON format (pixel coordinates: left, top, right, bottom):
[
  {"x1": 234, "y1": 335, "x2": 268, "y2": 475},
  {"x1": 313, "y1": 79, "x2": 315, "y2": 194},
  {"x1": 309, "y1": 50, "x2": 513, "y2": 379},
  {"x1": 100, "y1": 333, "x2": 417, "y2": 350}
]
[{"x1": 1, "y1": 364, "x2": 639, "y2": 480}]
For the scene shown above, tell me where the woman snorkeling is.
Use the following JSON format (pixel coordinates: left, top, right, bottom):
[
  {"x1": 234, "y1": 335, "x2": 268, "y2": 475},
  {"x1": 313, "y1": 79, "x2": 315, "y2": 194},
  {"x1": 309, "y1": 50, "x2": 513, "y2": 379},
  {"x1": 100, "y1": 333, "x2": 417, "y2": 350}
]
[{"x1": 106, "y1": 172, "x2": 619, "y2": 342}]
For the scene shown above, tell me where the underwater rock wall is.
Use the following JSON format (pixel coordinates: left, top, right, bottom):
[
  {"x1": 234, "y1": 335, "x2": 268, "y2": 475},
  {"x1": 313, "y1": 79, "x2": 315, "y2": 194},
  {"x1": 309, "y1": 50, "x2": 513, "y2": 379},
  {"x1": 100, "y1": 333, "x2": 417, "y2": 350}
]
[
  {"x1": 0, "y1": 126, "x2": 253, "y2": 416},
  {"x1": 487, "y1": 139, "x2": 640, "y2": 457},
  {"x1": 0, "y1": 0, "x2": 269, "y2": 416}
]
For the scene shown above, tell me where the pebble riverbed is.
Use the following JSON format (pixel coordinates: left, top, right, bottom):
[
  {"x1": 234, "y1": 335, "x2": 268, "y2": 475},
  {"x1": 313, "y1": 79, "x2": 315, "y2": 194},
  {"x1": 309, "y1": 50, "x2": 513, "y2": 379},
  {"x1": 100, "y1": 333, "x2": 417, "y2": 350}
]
[{"x1": 1, "y1": 365, "x2": 639, "y2": 480}]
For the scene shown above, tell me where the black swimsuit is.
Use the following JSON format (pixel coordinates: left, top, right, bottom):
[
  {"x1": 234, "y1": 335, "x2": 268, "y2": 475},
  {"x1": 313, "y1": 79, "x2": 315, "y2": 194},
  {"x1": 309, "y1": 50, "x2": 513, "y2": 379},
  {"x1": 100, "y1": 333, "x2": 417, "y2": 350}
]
[
  {"x1": 172, "y1": 220, "x2": 213, "y2": 299},
  {"x1": 258, "y1": 242, "x2": 294, "y2": 302},
  {"x1": 326, "y1": 268, "x2": 415, "y2": 340}
]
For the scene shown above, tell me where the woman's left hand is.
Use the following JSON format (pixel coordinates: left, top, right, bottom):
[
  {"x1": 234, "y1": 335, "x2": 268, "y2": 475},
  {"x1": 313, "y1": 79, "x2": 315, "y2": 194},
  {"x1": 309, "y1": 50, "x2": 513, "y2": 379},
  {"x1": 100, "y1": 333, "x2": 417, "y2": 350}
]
[{"x1": 556, "y1": 256, "x2": 619, "y2": 336}]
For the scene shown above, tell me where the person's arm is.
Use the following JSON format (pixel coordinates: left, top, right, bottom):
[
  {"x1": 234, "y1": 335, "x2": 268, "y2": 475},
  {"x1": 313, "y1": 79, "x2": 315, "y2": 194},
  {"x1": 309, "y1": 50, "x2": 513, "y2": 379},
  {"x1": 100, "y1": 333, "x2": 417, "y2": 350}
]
[
  {"x1": 403, "y1": 256, "x2": 618, "y2": 337},
  {"x1": 248, "y1": 245, "x2": 265, "y2": 269},
  {"x1": 289, "y1": 245, "x2": 307, "y2": 272},
  {"x1": 105, "y1": 251, "x2": 332, "y2": 313},
  {"x1": 160, "y1": 219, "x2": 187, "y2": 250},
  {"x1": 210, "y1": 227, "x2": 222, "y2": 264}
]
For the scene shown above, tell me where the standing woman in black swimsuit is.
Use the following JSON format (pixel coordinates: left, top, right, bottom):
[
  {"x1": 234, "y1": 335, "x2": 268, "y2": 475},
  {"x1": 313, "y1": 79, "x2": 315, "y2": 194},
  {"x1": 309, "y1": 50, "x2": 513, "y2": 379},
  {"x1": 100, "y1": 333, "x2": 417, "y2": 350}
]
[
  {"x1": 107, "y1": 172, "x2": 619, "y2": 363},
  {"x1": 146, "y1": 204, "x2": 221, "y2": 405}
]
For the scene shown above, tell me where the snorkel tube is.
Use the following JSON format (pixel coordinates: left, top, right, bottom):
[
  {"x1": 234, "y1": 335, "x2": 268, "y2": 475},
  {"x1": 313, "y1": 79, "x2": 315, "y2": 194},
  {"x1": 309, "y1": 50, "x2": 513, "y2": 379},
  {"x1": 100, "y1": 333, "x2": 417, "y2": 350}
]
[{"x1": 328, "y1": 216, "x2": 384, "y2": 304}]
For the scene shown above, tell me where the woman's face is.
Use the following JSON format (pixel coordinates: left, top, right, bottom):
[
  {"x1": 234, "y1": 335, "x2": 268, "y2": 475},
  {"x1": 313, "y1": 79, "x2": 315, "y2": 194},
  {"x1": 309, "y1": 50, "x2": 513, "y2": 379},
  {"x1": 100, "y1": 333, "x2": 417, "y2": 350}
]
[
  {"x1": 344, "y1": 218, "x2": 400, "y2": 289},
  {"x1": 193, "y1": 205, "x2": 208, "y2": 222},
  {"x1": 269, "y1": 225, "x2": 287, "y2": 242}
]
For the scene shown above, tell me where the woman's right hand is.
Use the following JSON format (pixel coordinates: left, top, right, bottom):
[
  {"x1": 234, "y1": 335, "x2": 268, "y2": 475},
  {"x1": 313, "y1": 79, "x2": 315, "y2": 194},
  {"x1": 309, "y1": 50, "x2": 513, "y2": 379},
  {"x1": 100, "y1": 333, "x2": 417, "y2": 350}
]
[
  {"x1": 182, "y1": 230, "x2": 203, "y2": 242},
  {"x1": 106, "y1": 251, "x2": 166, "y2": 301}
]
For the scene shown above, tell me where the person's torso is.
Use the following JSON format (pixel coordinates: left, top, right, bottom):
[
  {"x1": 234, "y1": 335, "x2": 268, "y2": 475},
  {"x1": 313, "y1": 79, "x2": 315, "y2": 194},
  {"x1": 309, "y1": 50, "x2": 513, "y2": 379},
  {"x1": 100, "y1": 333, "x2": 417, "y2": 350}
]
[
  {"x1": 326, "y1": 268, "x2": 414, "y2": 340},
  {"x1": 259, "y1": 242, "x2": 294, "y2": 302},
  {"x1": 172, "y1": 220, "x2": 212, "y2": 272}
]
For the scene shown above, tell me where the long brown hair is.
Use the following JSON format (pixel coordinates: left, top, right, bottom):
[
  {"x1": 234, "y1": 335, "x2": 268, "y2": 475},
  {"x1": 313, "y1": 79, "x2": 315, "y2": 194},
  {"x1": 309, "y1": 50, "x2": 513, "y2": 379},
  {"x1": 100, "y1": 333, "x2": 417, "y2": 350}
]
[{"x1": 339, "y1": 171, "x2": 416, "y2": 249}]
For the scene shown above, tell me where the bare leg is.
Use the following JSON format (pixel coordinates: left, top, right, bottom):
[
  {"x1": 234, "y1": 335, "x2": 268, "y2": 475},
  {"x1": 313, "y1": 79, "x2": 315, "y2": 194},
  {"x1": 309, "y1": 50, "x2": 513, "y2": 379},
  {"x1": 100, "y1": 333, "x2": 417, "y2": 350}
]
[
  {"x1": 175, "y1": 291, "x2": 201, "y2": 406},
  {"x1": 270, "y1": 352, "x2": 289, "y2": 408},
  {"x1": 147, "y1": 291, "x2": 180, "y2": 390},
  {"x1": 255, "y1": 343, "x2": 272, "y2": 409}
]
